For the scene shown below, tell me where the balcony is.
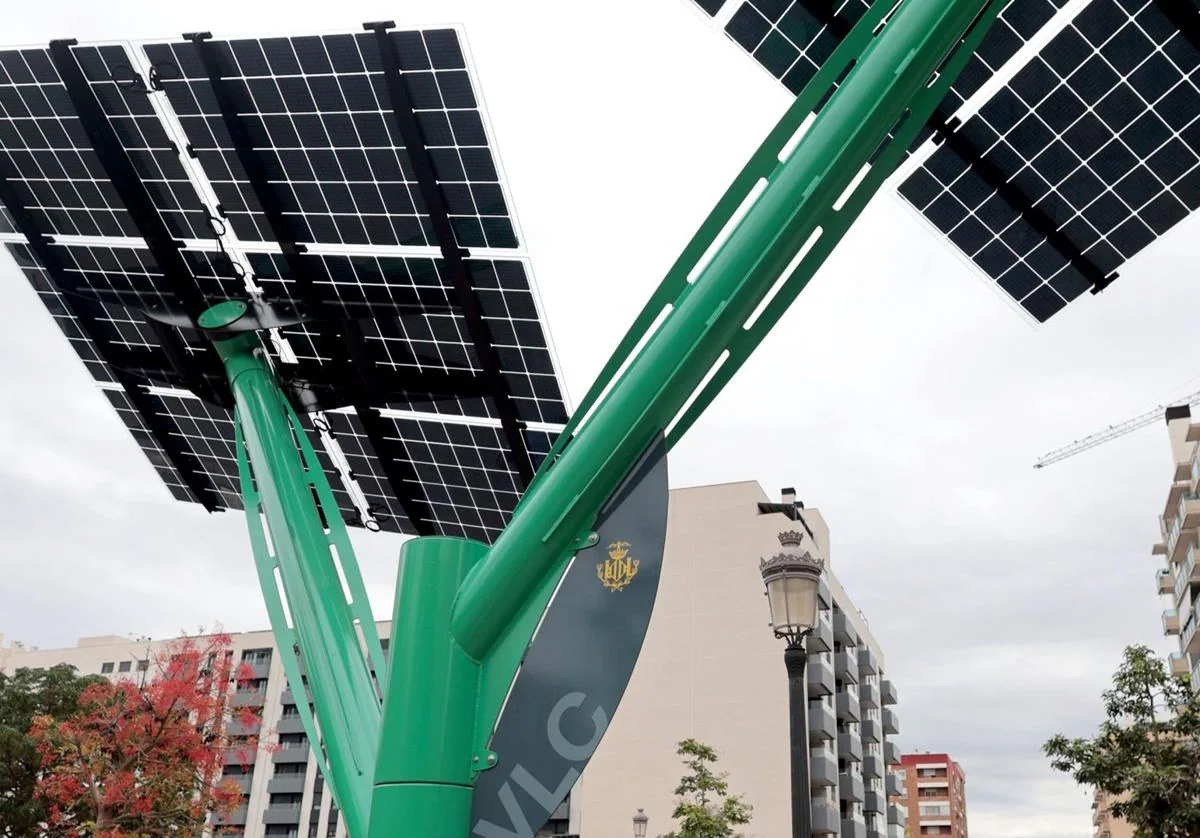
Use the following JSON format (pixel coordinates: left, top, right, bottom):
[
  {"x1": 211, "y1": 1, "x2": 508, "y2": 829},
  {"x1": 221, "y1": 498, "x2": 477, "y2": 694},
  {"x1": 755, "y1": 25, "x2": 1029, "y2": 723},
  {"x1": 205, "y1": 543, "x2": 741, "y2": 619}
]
[
  {"x1": 1184, "y1": 605, "x2": 1200, "y2": 655},
  {"x1": 223, "y1": 745, "x2": 257, "y2": 767},
  {"x1": 860, "y1": 682, "x2": 880, "y2": 709},
  {"x1": 1166, "y1": 511, "x2": 1197, "y2": 563},
  {"x1": 813, "y1": 802, "x2": 841, "y2": 834},
  {"x1": 842, "y1": 818, "x2": 867, "y2": 838},
  {"x1": 1192, "y1": 664, "x2": 1200, "y2": 694},
  {"x1": 1164, "y1": 480, "x2": 1193, "y2": 522},
  {"x1": 276, "y1": 715, "x2": 307, "y2": 736},
  {"x1": 864, "y1": 790, "x2": 887, "y2": 814},
  {"x1": 860, "y1": 719, "x2": 881, "y2": 743},
  {"x1": 885, "y1": 741, "x2": 901, "y2": 765},
  {"x1": 214, "y1": 805, "x2": 248, "y2": 826},
  {"x1": 858, "y1": 647, "x2": 879, "y2": 676},
  {"x1": 838, "y1": 732, "x2": 863, "y2": 762},
  {"x1": 808, "y1": 656, "x2": 835, "y2": 697},
  {"x1": 226, "y1": 716, "x2": 261, "y2": 737},
  {"x1": 1164, "y1": 608, "x2": 1182, "y2": 635},
  {"x1": 1159, "y1": 568, "x2": 1176, "y2": 595},
  {"x1": 840, "y1": 773, "x2": 866, "y2": 803},
  {"x1": 1170, "y1": 651, "x2": 1189, "y2": 676},
  {"x1": 888, "y1": 803, "x2": 907, "y2": 827},
  {"x1": 272, "y1": 743, "x2": 311, "y2": 764},
  {"x1": 880, "y1": 679, "x2": 898, "y2": 705},
  {"x1": 836, "y1": 651, "x2": 860, "y2": 684},
  {"x1": 223, "y1": 771, "x2": 254, "y2": 793},
  {"x1": 809, "y1": 702, "x2": 836, "y2": 742},
  {"x1": 883, "y1": 708, "x2": 900, "y2": 735},
  {"x1": 266, "y1": 774, "x2": 307, "y2": 795},
  {"x1": 1177, "y1": 546, "x2": 1200, "y2": 603},
  {"x1": 888, "y1": 825, "x2": 904, "y2": 838},
  {"x1": 818, "y1": 577, "x2": 832, "y2": 608},
  {"x1": 808, "y1": 618, "x2": 834, "y2": 654},
  {"x1": 262, "y1": 803, "x2": 301, "y2": 825},
  {"x1": 885, "y1": 771, "x2": 902, "y2": 796},
  {"x1": 834, "y1": 612, "x2": 859, "y2": 645},
  {"x1": 232, "y1": 689, "x2": 266, "y2": 708},
  {"x1": 863, "y1": 755, "x2": 884, "y2": 779},
  {"x1": 241, "y1": 659, "x2": 272, "y2": 680},
  {"x1": 811, "y1": 751, "x2": 838, "y2": 787},
  {"x1": 838, "y1": 691, "x2": 863, "y2": 722}
]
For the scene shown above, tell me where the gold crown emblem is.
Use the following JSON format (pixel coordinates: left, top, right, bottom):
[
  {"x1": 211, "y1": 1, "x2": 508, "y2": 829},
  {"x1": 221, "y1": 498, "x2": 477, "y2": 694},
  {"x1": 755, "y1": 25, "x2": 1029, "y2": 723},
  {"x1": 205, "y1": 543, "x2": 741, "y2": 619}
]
[
  {"x1": 597, "y1": 540, "x2": 638, "y2": 592},
  {"x1": 607, "y1": 541, "x2": 630, "y2": 561}
]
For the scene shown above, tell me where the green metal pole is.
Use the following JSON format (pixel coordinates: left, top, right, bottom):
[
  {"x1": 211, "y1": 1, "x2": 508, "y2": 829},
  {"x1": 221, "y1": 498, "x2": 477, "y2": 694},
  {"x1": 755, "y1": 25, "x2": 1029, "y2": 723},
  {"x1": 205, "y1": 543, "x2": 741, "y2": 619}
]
[
  {"x1": 212, "y1": 331, "x2": 379, "y2": 837},
  {"x1": 451, "y1": 0, "x2": 991, "y2": 661},
  {"x1": 368, "y1": 536, "x2": 487, "y2": 838}
]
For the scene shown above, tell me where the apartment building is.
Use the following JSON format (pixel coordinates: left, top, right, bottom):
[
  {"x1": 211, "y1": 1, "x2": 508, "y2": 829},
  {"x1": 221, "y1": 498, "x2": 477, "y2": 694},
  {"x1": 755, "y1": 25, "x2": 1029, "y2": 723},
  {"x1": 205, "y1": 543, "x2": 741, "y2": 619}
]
[
  {"x1": 1092, "y1": 789, "x2": 1134, "y2": 838},
  {"x1": 888, "y1": 753, "x2": 967, "y2": 838},
  {"x1": 1, "y1": 481, "x2": 902, "y2": 838},
  {"x1": 1153, "y1": 405, "x2": 1200, "y2": 692}
]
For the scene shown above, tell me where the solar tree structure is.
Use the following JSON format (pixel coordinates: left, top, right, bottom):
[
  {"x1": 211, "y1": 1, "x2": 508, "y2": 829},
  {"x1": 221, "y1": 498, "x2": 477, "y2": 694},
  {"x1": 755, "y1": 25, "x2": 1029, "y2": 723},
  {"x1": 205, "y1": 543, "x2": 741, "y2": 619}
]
[{"x1": 0, "y1": 1, "x2": 1196, "y2": 836}]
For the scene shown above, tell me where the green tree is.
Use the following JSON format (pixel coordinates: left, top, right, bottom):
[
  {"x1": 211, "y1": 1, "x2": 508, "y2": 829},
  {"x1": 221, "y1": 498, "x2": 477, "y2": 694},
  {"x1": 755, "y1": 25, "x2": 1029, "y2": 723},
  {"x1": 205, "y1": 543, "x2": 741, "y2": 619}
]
[
  {"x1": 0, "y1": 664, "x2": 105, "y2": 836},
  {"x1": 658, "y1": 738, "x2": 752, "y2": 838},
  {"x1": 1044, "y1": 644, "x2": 1200, "y2": 838}
]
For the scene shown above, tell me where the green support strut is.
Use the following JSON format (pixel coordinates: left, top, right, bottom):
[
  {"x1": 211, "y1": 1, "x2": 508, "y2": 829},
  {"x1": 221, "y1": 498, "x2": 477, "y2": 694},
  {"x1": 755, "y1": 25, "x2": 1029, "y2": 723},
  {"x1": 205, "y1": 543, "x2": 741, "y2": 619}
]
[
  {"x1": 450, "y1": 0, "x2": 996, "y2": 664},
  {"x1": 208, "y1": 323, "x2": 381, "y2": 838},
  {"x1": 368, "y1": 537, "x2": 488, "y2": 838}
]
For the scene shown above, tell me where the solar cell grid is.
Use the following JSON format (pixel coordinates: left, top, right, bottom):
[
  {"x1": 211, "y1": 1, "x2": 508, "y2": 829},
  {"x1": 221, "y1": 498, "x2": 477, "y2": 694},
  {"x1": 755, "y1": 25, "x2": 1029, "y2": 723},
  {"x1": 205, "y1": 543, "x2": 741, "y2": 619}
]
[
  {"x1": 721, "y1": 0, "x2": 1068, "y2": 124},
  {"x1": 133, "y1": 389, "x2": 241, "y2": 508},
  {"x1": 104, "y1": 387, "x2": 202, "y2": 504},
  {"x1": 6, "y1": 241, "x2": 117, "y2": 384},
  {"x1": 900, "y1": 0, "x2": 1200, "y2": 321},
  {"x1": 0, "y1": 27, "x2": 570, "y2": 535},
  {"x1": 377, "y1": 414, "x2": 539, "y2": 542},
  {"x1": 0, "y1": 45, "x2": 211, "y2": 241},
  {"x1": 317, "y1": 410, "x2": 415, "y2": 534},
  {"x1": 0, "y1": 47, "x2": 139, "y2": 239},
  {"x1": 247, "y1": 252, "x2": 566, "y2": 425},
  {"x1": 144, "y1": 29, "x2": 518, "y2": 250}
]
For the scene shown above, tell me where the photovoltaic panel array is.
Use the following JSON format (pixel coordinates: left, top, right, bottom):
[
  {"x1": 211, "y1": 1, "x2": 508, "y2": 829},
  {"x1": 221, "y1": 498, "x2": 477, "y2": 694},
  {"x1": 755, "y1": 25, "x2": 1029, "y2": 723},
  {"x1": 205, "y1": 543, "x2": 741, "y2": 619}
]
[
  {"x1": 899, "y1": 0, "x2": 1200, "y2": 321},
  {"x1": 0, "y1": 26, "x2": 569, "y2": 541},
  {"x1": 702, "y1": 0, "x2": 1068, "y2": 151},
  {"x1": 143, "y1": 31, "x2": 518, "y2": 250}
]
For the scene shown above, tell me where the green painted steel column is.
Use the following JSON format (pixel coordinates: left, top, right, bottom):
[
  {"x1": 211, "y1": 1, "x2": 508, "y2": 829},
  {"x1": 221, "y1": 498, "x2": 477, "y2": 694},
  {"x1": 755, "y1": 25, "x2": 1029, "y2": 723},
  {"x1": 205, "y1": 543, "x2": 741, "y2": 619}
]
[
  {"x1": 212, "y1": 331, "x2": 379, "y2": 836},
  {"x1": 452, "y1": 0, "x2": 991, "y2": 660},
  {"x1": 369, "y1": 536, "x2": 487, "y2": 838}
]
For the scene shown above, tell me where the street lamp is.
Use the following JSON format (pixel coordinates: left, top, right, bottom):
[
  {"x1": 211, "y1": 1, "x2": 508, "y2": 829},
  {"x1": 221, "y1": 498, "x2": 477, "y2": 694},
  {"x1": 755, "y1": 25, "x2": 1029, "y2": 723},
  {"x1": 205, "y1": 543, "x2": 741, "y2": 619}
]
[
  {"x1": 760, "y1": 529, "x2": 824, "y2": 838},
  {"x1": 633, "y1": 808, "x2": 648, "y2": 838}
]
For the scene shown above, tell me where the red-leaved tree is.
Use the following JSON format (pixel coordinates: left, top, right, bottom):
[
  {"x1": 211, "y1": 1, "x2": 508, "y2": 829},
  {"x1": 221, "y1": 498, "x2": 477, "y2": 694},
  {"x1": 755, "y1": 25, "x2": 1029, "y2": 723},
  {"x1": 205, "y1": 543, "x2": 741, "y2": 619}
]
[{"x1": 28, "y1": 631, "x2": 261, "y2": 837}]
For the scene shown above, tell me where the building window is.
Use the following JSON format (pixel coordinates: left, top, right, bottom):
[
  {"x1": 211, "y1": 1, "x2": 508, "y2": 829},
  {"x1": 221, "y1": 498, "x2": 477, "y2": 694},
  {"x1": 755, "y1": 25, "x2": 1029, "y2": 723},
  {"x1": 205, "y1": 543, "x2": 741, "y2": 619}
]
[
  {"x1": 100, "y1": 662, "x2": 114, "y2": 674},
  {"x1": 137, "y1": 659, "x2": 148, "y2": 671},
  {"x1": 118, "y1": 660, "x2": 132, "y2": 673},
  {"x1": 243, "y1": 648, "x2": 273, "y2": 665},
  {"x1": 919, "y1": 803, "x2": 951, "y2": 817}
]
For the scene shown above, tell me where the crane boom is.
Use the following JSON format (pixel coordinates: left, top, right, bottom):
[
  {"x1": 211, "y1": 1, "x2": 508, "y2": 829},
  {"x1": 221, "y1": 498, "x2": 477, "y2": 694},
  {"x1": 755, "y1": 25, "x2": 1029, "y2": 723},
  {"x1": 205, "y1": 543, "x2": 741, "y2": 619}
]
[{"x1": 1033, "y1": 388, "x2": 1200, "y2": 468}]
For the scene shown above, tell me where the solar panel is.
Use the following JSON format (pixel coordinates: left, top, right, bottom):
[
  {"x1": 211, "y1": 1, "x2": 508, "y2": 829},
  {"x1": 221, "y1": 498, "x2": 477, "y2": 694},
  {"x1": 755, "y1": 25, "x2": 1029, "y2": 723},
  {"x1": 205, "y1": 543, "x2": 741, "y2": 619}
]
[
  {"x1": 142, "y1": 30, "x2": 518, "y2": 250},
  {"x1": 899, "y1": 0, "x2": 1200, "y2": 321},
  {"x1": 0, "y1": 26, "x2": 569, "y2": 540},
  {"x1": 714, "y1": 0, "x2": 1069, "y2": 145}
]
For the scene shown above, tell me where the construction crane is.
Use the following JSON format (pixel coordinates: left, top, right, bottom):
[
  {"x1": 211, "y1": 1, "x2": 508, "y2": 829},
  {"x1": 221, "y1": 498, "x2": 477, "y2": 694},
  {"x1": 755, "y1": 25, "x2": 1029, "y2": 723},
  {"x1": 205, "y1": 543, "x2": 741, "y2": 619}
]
[{"x1": 1034, "y1": 388, "x2": 1200, "y2": 468}]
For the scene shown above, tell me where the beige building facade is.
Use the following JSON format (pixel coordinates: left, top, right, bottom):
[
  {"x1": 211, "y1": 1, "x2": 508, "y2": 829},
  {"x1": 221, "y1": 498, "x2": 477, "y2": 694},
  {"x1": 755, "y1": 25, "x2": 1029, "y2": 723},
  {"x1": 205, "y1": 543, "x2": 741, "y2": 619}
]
[
  {"x1": 1152, "y1": 406, "x2": 1200, "y2": 693},
  {"x1": 2, "y1": 480, "x2": 902, "y2": 838}
]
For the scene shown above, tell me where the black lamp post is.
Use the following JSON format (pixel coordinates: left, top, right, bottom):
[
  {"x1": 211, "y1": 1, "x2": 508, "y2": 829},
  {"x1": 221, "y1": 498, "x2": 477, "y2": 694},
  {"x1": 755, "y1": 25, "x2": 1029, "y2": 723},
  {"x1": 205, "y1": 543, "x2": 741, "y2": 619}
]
[
  {"x1": 760, "y1": 530, "x2": 824, "y2": 838},
  {"x1": 633, "y1": 808, "x2": 648, "y2": 838}
]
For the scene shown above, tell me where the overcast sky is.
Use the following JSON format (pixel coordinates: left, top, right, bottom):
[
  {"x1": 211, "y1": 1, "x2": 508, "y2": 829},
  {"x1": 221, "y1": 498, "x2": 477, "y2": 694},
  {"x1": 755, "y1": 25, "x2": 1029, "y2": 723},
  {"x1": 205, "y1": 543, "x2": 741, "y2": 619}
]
[{"x1": 1, "y1": 1, "x2": 1196, "y2": 836}]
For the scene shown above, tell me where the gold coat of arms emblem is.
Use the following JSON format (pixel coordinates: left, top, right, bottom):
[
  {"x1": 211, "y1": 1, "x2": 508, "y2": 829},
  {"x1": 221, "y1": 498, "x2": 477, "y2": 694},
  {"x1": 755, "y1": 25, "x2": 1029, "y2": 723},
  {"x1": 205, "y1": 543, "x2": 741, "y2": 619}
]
[{"x1": 597, "y1": 540, "x2": 639, "y2": 592}]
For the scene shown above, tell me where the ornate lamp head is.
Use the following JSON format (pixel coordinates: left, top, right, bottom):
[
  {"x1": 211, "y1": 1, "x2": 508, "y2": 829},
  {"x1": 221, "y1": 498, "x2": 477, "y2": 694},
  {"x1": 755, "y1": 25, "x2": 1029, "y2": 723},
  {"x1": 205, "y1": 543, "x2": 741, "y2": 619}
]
[{"x1": 760, "y1": 530, "x2": 824, "y2": 644}]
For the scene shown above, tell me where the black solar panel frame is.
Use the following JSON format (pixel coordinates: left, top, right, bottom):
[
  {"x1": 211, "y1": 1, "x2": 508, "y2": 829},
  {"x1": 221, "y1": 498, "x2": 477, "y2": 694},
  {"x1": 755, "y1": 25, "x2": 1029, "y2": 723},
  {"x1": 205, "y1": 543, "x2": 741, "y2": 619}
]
[
  {"x1": 0, "y1": 29, "x2": 569, "y2": 537},
  {"x1": 900, "y1": 0, "x2": 1200, "y2": 321},
  {"x1": 47, "y1": 39, "x2": 213, "y2": 321}
]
